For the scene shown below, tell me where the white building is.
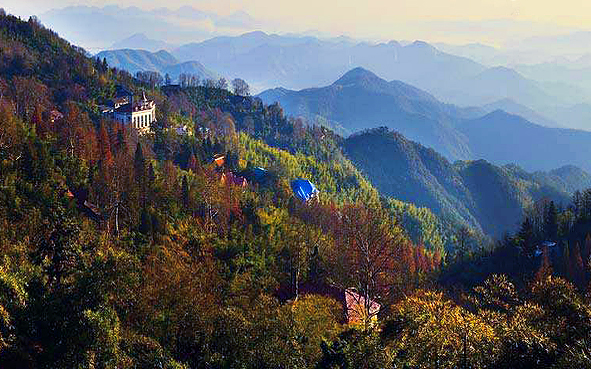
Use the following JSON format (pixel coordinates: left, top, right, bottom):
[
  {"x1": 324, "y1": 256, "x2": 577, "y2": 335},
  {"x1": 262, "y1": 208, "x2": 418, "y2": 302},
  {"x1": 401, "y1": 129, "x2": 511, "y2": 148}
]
[{"x1": 108, "y1": 91, "x2": 156, "y2": 134}]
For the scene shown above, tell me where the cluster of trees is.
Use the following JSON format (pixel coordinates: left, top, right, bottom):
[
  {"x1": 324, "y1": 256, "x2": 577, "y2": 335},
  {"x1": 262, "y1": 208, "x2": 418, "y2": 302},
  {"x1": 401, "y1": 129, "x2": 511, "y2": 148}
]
[
  {"x1": 135, "y1": 71, "x2": 163, "y2": 89},
  {"x1": 512, "y1": 194, "x2": 591, "y2": 288},
  {"x1": 3, "y1": 11, "x2": 591, "y2": 368},
  {"x1": 134, "y1": 69, "x2": 251, "y2": 98}
]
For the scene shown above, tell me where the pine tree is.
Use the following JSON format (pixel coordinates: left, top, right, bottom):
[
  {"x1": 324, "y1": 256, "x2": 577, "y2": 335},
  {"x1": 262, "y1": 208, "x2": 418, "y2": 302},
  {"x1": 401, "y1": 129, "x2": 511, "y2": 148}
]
[
  {"x1": 563, "y1": 242, "x2": 571, "y2": 279},
  {"x1": 584, "y1": 234, "x2": 591, "y2": 267},
  {"x1": 573, "y1": 191, "x2": 583, "y2": 220},
  {"x1": 139, "y1": 207, "x2": 153, "y2": 236},
  {"x1": 544, "y1": 201, "x2": 558, "y2": 241},
  {"x1": 518, "y1": 217, "x2": 536, "y2": 258}
]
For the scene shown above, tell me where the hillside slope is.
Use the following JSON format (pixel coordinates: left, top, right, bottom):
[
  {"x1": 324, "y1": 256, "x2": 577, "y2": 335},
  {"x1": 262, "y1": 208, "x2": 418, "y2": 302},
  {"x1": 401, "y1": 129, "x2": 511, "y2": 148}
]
[
  {"x1": 343, "y1": 128, "x2": 577, "y2": 237},
  {"x1": 259, "y1": 68, "x2": 473, "y2": 160},
  {"x1": 459, "y1": 110, "x2": 591, "y2": 172},
  {"x1": 95, "y1": 48, "x2": 217, "y2": 81},
  {"x1": 263, "y1": 68, "x2": 591, "y2": 174}
]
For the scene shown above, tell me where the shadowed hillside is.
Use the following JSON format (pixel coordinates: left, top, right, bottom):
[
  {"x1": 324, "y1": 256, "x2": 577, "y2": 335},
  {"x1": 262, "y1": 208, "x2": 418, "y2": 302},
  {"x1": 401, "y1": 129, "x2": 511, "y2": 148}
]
[{"x1": 344, "y1": 128, "x2": 578, "y2": 237}]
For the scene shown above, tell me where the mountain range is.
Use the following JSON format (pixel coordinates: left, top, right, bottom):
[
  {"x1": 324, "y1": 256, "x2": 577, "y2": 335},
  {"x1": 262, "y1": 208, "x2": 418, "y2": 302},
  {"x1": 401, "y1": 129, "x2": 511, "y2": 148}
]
[
  {"x1": 458, "y1": 110, "x2": 591, "y2": 172},
  {"x1": 95, "y1": 30, "x2": 591, "y2": 131},
  {"x1": 259, "y1": 67, "x2": 591, "y2": 173},
  {"x1": 40, "y1": 5, "x2": 591, "y2": 129},
  {"x1": 259, "y1": 67, "x2": 477, "y2": 160},
  {"x1": 110, "y1": 33, "x2": 176, "y2": 52},
  {"x1": 94, "y1": 49, "x2": 217, "y2": 82},
  {"x1": 39, "y1": 5, "x2": 262, "y2": 51},
  {"x1": 344, "y1": 128, "x2": 591, "y2": 237},
  {"x1": 170, "y1": 32, "x2": 590, "y2": 111}
]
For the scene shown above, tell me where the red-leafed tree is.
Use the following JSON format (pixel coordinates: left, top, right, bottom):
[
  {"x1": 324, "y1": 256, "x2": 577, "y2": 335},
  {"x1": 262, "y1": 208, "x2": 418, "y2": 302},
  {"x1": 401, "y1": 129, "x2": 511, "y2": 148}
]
[
  {"x1": 97, "y1": 121, "x2": 112, "y2": 165},
  {"x1": 326, "y1": 204, "x2": 405, "y2": 328}
]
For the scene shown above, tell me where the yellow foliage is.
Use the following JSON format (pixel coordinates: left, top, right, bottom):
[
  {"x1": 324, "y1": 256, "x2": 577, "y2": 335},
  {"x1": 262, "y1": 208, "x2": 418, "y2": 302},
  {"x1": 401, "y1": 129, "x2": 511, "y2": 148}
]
[{"x1": 393, "y1": 290, "x2": 498, "y2": 369}]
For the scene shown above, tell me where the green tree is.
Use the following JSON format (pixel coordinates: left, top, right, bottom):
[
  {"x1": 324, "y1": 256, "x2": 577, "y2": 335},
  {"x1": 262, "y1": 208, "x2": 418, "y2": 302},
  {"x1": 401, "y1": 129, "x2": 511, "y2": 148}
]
[
  {"x1": 544, "y1": 201, "x2": 558, "y2": 241},
  {"x1": 518, "y1": 217, "x2": 536, "y2": 258}
]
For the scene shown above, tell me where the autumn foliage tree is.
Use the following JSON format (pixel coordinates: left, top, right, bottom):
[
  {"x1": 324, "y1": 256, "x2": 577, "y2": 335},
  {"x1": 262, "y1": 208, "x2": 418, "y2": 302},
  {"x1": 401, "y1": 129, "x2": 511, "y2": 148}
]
[{"x1": 326, "y1": 204, "x2": 405, "y2": 328}]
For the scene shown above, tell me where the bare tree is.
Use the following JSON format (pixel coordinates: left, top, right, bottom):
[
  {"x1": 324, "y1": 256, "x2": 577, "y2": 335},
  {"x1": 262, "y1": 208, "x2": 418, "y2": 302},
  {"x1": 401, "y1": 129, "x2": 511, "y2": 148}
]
[
  {"x1": 232, "y1": 78, "x2": 250, "y2": 96},
  {"x1": 216, "y1": 77, "x2": 228, "y2": 91}
]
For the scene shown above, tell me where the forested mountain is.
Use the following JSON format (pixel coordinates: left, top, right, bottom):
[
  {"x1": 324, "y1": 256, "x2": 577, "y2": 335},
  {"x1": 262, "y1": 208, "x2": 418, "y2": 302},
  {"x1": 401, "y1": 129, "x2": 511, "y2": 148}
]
[
  {"x1": 0, "y1": 13, "x2": 447, "y2": 367},
  {"x1": 459, "y1": 110, "x2": 591, "y2": 172},
  {"x1": 173, "y1": 32, "x2": 485, "y2": 92},
  {"x1": 172, "y1": 31, "x2": 590, "y2": 110},
  {"x1": 4, "y1": 11, "x2": 591, "y2": 369},
  {"x1": 262, "y1": 68, "x2": 591, "y2": 173},
  {"x1": 515, "y1": 62, "x2": 591, "y2": 98},
  {"x1": 89, "y1": 30, "x2": 591, "y2": 121},
  {"x1": 95, "y1": 49, "x2": 217, "y2": 82},
  {"x1": 259, "y1": 67, "x2": 474, "y2": 160},
  {"x1": 343, "y1": 128, "x2": 581, "y2": 237}
]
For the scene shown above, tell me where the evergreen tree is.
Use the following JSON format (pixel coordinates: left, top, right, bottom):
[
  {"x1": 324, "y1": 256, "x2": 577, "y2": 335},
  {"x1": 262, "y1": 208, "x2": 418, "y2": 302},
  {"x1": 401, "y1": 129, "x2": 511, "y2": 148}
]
[
  {"x1": 573, "y1": 191, "x2": 583, "y2": 219},
  {"x1": 139, "y1": 207, "x2": 153, "y2": 236},
  {"x1": 544, "y1": 201, "x2": 558, "y2": 241},
  {"x1": 518, "y1": 217, "x2": 536, "y2": 258},
  {"x1": 536, "y1": 247, "x2": 553, "y2": 282}
]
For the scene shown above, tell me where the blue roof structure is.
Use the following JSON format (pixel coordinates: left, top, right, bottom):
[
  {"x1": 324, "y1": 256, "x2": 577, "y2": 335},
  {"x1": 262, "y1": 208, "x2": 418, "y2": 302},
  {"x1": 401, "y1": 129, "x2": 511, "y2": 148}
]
[
  {"x1": 252, "y1": 167, "x2": 268, "y2": 179},
  {"x1": 291, "y1": 179, "x2": 319, "y2": 202}
]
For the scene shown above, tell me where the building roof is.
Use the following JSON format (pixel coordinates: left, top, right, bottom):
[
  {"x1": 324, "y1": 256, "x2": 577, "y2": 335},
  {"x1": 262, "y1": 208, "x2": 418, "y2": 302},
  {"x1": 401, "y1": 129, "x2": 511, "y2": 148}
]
[
  {"x1": 212, "y1": 155, "x2": 225, "y2": 168},
  {"x1": 345, "y1": 288, "x2": 381, "y2": 326},
  {"x1": 291, "y1": 179, "x2": 319, "y2": 202},
  {"x1": 113, "y1": 99, "x2": 155, "y2": 114}
]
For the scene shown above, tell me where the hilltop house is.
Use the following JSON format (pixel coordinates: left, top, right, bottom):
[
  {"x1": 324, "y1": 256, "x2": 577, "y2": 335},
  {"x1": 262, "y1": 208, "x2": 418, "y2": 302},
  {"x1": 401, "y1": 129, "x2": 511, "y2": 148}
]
[{"x1": 102, "y1": 87, "x2": 156, "y2": 134}]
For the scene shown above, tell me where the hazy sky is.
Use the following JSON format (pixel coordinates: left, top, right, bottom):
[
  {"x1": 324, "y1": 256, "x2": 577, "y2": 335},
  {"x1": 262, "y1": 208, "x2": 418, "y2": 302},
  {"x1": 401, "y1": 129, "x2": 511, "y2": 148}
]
[{"x1": 3, "y1": 0, "x2": 588, "y2": 44}]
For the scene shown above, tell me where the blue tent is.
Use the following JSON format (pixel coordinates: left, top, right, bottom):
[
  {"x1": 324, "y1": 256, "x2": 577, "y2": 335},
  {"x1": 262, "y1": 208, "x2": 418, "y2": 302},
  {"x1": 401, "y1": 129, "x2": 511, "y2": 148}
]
[{"x1": 291, "y1": 179, "x2": 319, "y2": 202}]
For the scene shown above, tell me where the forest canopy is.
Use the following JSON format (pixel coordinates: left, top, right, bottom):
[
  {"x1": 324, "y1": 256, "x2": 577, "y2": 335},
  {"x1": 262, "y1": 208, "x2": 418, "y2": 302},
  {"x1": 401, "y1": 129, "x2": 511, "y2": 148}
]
[{"x1": 1, "y1": 11, "x2": 591, "y2": 369}]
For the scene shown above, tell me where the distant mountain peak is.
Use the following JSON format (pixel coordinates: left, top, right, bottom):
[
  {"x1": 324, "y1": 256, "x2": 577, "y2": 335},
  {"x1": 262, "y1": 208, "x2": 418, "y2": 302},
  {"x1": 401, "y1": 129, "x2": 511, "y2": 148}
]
[
  {"x1": 240, "y1": 30, "x2": 269, "y2": 38},
  {"x1": 110, "y1": 33, "x2": 174, "y2": 52},
  {"x1": 408, "y1": 40, "x2": 438, "y2": 52},
  {"x1": 332, "y1": 67, "x2": 381, "y2": 86},
  {"x1": 481, "y1": 66, "x2": 523, "y2": 78}
]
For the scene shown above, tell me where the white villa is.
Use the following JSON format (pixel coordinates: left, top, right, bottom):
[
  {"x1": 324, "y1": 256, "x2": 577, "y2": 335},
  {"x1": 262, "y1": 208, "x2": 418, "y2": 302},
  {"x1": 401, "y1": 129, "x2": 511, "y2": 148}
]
[{"x1": 103, "y1": 89, "x2": 156, "y2": 134}]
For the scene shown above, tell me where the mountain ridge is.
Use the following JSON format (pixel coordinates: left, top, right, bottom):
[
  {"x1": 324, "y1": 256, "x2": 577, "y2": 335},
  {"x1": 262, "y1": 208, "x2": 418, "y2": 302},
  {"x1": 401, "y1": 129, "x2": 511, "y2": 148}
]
[
  {"x1": 259, "y1": 67, "x2": 474, "y2": 160},
  {"x1": 95, "y1": 48, "x2": 217, "y2": 82},
  {"x1": 344, "y1": 128, "x2": 585, "y2": 237}
]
